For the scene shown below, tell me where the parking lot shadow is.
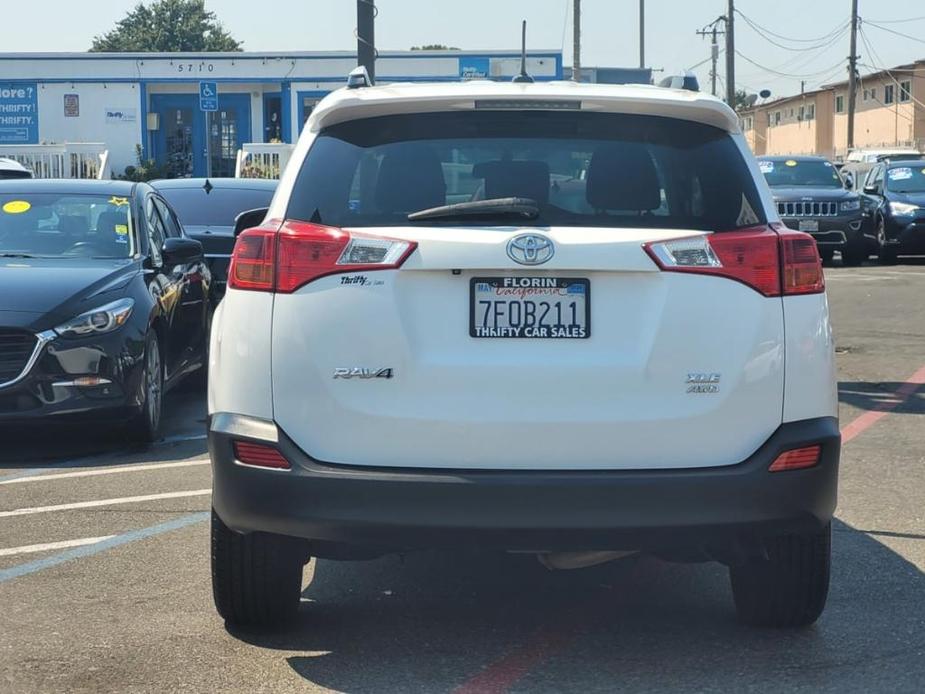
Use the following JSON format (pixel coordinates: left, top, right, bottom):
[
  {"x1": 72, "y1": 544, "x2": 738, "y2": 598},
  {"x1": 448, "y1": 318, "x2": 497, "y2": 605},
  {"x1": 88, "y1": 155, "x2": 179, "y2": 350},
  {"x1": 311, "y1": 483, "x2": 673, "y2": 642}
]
[
  {"x1": 838, "y1": 380, "x2": 925, "y2": 415},
  {"x1": 228, "y1": 519, "x2": 925, "y2": 692}
]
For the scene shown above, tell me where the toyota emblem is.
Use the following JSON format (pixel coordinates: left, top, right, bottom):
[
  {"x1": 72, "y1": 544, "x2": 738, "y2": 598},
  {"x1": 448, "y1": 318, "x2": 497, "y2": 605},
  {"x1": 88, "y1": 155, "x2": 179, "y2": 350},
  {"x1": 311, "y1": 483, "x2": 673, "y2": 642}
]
[{"x1": 506, "y1": 234, "x2": 555, "y2": 266}]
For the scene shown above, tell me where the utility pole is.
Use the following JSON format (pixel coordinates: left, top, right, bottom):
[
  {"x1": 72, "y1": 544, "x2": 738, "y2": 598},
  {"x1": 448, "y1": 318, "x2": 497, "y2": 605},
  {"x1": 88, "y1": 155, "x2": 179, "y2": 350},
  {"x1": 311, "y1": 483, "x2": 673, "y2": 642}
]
[
  {"x1": 572, "y1": 0, "x2": 581, "y2": 81},
  {"x1": 847, "y1": 0, "x2": 859, "y2": 149},
  {"x1": 639, "y1": 0, "x2": 645, "y2": 69},
  {"x1": 725, "y1": 0, "x2": 735, "y2": 106},
  {"x1": 697, "y1": 19, "x2": 724, "y2": 98},
  {"x1": 357, "y1": 0, "x2": 376, "y2": 82}
]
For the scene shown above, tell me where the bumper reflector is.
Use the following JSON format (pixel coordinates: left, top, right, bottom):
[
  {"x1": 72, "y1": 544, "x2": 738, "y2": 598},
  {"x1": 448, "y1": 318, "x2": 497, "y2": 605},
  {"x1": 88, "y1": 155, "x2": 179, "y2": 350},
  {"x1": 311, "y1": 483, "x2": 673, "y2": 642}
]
[
  {"x1": 233, "y1": 441, "x2": 291, "y2": 470},
  {"x1": 768, "y1": 445, "x2": 821, "y2": 472}
]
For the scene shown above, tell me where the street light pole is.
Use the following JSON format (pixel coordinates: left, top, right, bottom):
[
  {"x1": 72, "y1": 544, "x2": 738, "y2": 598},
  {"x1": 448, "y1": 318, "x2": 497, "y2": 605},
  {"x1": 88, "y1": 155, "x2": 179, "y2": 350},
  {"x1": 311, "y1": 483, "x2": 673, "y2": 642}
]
[
  {"x1": 572, "y1": 0, "x2": 581, "y2": 81},
  {"x1": 847, "y1": 0, "x2": 859, "y2": 150},
  {"x1": 639, "y1": 0, "x2": 645, "y2": 69},
  {"x1": 725, "y1": 0, "x2": 736, "y2": 107}
]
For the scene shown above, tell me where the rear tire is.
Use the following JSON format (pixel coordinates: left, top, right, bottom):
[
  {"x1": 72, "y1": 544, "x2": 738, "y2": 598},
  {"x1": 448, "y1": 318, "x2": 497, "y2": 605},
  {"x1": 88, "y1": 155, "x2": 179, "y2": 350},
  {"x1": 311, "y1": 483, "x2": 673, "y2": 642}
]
[
  {"x1": 729, "y1": 523, "x2": 831, "y2": 628},
  {"x1": 211, "y1": 509, "x2": 307, "y2": 627}
]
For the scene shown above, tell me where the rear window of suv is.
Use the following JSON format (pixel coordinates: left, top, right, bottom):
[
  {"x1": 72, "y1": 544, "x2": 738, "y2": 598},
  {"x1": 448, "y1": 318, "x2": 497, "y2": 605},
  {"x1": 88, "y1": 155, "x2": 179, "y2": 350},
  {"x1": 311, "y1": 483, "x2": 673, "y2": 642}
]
[{"x1": 287, "y1": 111, "x2": 766, "y2": 231}]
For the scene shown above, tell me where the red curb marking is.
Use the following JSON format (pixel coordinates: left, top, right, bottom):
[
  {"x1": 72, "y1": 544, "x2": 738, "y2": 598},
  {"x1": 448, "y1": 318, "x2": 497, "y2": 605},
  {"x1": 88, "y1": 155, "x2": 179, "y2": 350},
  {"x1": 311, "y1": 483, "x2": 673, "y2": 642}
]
[
  {"x1": 452, "y1": 625, "x2": 577, "y2": 694},
  {"x1": 452, "y1": 364, "x2": 925, "y2": 693},
  {"x1": 840, "y1": 364, "x2": 925, "y2": 444}
]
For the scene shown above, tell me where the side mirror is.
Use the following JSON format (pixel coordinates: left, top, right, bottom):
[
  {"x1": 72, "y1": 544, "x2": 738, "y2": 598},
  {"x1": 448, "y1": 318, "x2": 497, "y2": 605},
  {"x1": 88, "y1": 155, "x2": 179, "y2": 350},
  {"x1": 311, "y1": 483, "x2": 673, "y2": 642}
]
[
  {"x1": 162, "y1": 237, "x2": 203, "y2": 264},
  {"x1": 843, "y1": 176, "x2": 853, "y2": 190},
  {"x1": 863, "y1": 184, "x2": 878, "y2": 195},
  {"x1": 234, "y1": 207, "x2": 269, "y2": 237}
]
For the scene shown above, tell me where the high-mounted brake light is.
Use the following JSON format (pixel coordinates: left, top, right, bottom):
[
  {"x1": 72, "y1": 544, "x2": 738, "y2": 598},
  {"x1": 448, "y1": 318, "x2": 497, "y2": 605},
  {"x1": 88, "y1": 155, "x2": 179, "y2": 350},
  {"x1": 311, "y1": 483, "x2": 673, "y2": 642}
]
[
  {"x1": 643, "y1": 225, "x2": 824, "y2": 297},
  {"x1": 233, "y1": 441, "x2": 291, "y2": 470},
  {"x1": 769, "y1": 445, "x2": 821, "y2": 472},
  {"x1": 228, "y1": 221, "x2": 416, "y2": 293}
]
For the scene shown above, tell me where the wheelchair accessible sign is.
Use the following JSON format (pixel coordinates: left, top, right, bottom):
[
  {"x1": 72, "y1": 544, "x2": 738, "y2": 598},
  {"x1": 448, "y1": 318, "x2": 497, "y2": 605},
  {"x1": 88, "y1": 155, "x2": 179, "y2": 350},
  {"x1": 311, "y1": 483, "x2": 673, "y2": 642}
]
[{"x1": 199, "y1": 82, "x2": 218, "y2": 112}]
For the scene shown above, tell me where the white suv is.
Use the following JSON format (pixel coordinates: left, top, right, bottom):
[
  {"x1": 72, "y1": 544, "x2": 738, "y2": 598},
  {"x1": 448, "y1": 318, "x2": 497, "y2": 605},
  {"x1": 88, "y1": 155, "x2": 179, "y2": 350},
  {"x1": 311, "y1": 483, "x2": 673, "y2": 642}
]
[{"x1": 208, "y1": 77, "x2": 839, "y2": 628}]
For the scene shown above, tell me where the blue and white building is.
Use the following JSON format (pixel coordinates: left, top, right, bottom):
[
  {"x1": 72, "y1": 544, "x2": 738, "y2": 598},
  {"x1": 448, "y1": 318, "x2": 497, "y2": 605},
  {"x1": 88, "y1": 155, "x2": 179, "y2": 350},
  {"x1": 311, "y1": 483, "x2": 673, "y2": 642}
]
[{"x1": 0, "y1": 50, "x2": 562, "y2": 178}]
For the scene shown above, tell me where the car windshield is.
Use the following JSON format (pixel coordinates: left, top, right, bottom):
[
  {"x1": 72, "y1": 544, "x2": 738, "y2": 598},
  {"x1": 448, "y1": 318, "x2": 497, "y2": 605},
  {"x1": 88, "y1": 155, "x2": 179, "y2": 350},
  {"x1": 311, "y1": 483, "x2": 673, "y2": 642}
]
[
  {"x1": 760, "y1": 159, "x2": 843, "y2": 188},
  {"x1": 157, "y1": 187, "x2": 275, "y2": 227},
  {"x1": 287, "y1": 111, "x2": 766, "y2": 231},
  {"x1": 0, "y1": 193, "x2": 135, "y2": 258},
  {"x1": 885, "y1": 166, "x2": 925, "y2": 193}
]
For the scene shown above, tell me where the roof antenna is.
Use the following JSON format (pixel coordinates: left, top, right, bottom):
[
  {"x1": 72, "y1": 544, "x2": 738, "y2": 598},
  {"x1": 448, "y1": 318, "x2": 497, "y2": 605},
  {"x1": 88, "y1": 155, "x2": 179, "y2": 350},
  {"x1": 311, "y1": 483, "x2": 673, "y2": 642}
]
[{"x1": 512, "y1": 20, "x2": 534, "y2": 83}]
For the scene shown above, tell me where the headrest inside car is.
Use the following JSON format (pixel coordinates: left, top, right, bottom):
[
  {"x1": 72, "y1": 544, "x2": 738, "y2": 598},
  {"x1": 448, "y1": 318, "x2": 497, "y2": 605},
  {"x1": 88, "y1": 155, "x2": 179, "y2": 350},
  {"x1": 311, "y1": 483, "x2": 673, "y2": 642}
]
[
  {"x1": 586, "y1": 143, "x2": 662, "y2": 212},
  {"x1": 374, "y1": 144, "x2": 446, "y2": 214},
  {"x1": 472, "y1": 160, "x2": 551, "y2": 204}
]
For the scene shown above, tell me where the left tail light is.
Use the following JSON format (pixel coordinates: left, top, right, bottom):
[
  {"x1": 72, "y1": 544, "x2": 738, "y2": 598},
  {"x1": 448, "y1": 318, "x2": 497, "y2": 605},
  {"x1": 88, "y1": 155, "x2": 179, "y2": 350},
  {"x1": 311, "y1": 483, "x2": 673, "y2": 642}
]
[{"x1": 228, "y1": 221, "x2": 417, "y2": 293}]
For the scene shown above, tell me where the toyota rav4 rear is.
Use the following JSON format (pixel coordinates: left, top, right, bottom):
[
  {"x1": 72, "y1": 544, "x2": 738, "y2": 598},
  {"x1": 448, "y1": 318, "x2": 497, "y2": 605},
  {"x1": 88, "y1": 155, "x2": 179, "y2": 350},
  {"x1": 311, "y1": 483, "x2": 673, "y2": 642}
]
[{"x1": 208, "y1": 79, "x2": 839, "y2": 629}]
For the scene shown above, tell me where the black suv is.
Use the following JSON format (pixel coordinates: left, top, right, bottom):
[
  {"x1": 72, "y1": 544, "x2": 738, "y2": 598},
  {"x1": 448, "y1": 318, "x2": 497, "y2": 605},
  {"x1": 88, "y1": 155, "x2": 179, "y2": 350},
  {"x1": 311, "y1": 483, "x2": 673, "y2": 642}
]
[
  {"x1": 860, "y1": 160, "x2": 925, "y2": 264},
  {"x1": 758, "y1": 155, "x2": 867, "y2": 265}
]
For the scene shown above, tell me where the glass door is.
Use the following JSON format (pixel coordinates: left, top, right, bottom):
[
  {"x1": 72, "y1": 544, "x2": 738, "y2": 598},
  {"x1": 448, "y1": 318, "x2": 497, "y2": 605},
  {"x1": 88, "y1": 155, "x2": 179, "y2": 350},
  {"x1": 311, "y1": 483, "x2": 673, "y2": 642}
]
[{"x1": 207, "y1": 94, "x2": 251, "y2": 178}]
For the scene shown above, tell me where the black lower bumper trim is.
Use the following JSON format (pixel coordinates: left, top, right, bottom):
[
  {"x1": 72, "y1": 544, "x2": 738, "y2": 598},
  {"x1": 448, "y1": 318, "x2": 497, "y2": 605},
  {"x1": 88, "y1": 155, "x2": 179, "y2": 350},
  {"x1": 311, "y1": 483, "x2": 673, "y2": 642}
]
[{"x1": 210, "y1": 417, "x2": 840, "y2": 553}]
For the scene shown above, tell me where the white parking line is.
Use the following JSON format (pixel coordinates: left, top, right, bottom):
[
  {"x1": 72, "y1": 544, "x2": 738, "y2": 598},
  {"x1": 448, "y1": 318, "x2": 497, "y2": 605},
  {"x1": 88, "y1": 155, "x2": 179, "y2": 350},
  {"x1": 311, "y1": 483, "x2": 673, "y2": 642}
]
[
  {"x1": 0, "y1": 536, "x2": 115, "y2": 558},
  {"x1": 0, "y1": 489, "x2": 211, "y2": 518},
  {"x1": 0, "y1": 459, "x2": 209, "y2": 486}
]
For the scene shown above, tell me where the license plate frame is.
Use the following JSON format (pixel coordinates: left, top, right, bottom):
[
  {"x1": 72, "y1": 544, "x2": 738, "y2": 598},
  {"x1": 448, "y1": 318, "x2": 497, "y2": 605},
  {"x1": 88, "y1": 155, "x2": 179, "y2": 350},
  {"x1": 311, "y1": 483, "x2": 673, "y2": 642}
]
[
  {"x1": 798, "y1": 219, "x2": 819, "y2": 232},
  {"x1": 469, "y1": 277, "x2": 591, "y2": 339}
]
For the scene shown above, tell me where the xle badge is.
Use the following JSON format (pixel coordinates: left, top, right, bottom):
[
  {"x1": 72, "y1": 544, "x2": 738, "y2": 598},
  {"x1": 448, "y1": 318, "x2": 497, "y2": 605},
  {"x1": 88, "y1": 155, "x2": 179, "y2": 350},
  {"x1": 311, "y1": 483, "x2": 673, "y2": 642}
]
[
  {"x1": 686, "y1": 373, "x2": 720, "y2": 394},
  {"x1": 333, "y1": 367, "x2": 394, "y2": 380}
]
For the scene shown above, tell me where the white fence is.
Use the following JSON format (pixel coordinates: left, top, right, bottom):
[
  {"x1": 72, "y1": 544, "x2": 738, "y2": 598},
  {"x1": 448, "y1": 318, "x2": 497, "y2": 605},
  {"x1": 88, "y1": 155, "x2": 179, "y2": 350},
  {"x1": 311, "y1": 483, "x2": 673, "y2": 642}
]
[
  {"x1": 235, "y1": 143, "x2": 295, "y2": 179},
  {"x1": 0, "y1": 143, "x2": 110, "y2": 180}
]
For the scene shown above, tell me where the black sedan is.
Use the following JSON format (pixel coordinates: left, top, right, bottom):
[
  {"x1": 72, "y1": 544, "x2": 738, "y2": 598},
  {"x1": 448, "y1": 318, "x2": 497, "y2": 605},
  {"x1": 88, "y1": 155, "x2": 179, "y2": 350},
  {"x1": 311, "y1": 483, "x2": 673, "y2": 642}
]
[
  {"x1": 150, "y1": 178, "x2": 276, "y2": 300},
  {"x1": 0, "y1": 179, "x2": 210, "y2": 441},
  {"x1": 860, "y1": 160, "x2": 925, "y2": 263}
]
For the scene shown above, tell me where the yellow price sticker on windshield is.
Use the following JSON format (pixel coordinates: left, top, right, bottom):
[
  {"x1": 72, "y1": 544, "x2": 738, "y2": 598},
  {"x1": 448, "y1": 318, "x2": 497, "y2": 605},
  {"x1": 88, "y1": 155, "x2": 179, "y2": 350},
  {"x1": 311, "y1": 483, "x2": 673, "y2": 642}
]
[
  {"x1": 114, "y1": 224, "x2": 128, "y2": 235},
  {"x1": 108, "y1": 196, "x2": 130, "y2": 207},
  {"x1": 785, "y1": 159, "x2": 798, "y2": 167},
  {"x1": 2, "y1": 200, "x2": 31, "y2": 214}
]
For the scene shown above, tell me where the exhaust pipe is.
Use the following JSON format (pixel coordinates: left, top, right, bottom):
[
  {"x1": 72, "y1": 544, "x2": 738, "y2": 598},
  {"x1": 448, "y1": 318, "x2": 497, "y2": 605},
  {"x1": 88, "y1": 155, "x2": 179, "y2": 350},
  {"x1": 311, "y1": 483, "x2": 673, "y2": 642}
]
[{"x1": 537, "y1": 550, "x2": 637, "y2": 570}]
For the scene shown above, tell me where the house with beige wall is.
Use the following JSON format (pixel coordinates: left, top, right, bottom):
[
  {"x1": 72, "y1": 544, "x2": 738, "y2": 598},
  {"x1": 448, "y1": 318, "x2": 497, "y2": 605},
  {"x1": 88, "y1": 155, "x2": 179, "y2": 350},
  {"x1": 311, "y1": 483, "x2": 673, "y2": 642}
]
[{"x1": 741, "y1": 59, "x2": 925, "y2": 160}]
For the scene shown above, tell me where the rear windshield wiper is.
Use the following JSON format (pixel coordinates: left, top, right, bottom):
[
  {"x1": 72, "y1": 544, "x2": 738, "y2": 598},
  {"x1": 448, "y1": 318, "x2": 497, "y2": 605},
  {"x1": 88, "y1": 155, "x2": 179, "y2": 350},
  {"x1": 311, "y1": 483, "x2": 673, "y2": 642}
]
[
  {"x1": 408, "y1": 197, "x2": 539, "y2": 222},
  {"x1": 0, "y1": 253, "x2": 35, "y2": 258}
]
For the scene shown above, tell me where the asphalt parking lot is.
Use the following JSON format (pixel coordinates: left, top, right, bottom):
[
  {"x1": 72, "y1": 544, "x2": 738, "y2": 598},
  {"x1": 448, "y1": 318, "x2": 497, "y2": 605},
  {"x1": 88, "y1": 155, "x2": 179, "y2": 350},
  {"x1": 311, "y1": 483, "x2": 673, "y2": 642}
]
[{"x1": 1, "y1": 261, "x2": 924, "y2": 694}]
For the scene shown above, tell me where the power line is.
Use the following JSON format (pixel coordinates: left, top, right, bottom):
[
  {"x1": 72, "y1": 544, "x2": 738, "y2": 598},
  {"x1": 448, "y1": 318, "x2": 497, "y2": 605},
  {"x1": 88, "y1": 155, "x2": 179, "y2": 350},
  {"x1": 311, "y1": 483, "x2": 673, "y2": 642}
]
[
  {"x1": 857, "y1": 25, "x2": 925, "y2": 112},
  {"x1": 733, "y1": 9, "x2": 850, "y2": 43},
  {"x1": 863, "y1": 15, "x2": 925, "y2": 24},
  {"x1": 736, "y1": 11, "x2": 849, "y2": 52},
  {"x1": 863, "y1": 19, "x2": 925, "y2": 46},
  {"x1": 735, "y1": 50, "x2": 846, "y2": 80}
]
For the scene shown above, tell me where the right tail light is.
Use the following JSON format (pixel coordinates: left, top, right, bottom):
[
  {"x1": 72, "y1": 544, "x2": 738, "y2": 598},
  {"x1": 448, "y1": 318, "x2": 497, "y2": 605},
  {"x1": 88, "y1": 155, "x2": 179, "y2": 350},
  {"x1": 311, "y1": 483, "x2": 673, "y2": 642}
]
[{"x1": 643, "y1": 224, "x2": 824, "y2": 297}]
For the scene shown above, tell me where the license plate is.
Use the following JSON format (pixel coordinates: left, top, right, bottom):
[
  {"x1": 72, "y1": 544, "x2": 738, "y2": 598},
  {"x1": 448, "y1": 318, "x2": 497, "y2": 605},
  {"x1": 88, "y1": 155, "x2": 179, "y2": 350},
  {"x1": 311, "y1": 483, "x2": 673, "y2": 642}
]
[
  {"x1": 470, "y1": 277, "x2": 590, "y2": 339},
  {"x1": 799, "y1": 219, "x2": 819, "y2": 232}
]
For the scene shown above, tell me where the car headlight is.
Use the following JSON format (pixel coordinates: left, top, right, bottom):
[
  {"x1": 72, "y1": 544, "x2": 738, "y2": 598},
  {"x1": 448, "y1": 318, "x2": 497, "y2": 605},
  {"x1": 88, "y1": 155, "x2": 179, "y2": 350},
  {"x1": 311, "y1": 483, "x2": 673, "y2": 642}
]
[
  {"x1": 55, "y1": 298, "x2": 135, "y2": 338},
  {"x1": 889, "y1": 201, "x2": 919, "y2": 217},
  {"x1": 840, "y1": 199, "x2": 861, "y2": 212}
]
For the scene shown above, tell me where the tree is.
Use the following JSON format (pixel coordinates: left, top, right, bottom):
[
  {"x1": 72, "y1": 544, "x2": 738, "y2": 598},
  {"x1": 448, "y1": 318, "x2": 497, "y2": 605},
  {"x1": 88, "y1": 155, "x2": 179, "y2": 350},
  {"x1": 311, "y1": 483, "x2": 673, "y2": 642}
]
[
  {"x1": 734, "y1": 89, "x2": 751, "y2": 112},
  {"x1": 90, "y1": 0, "x2": 242, "y2": 52},
  {"x1": 410, "y1": 44, "x2": 460, "y2": 51}
]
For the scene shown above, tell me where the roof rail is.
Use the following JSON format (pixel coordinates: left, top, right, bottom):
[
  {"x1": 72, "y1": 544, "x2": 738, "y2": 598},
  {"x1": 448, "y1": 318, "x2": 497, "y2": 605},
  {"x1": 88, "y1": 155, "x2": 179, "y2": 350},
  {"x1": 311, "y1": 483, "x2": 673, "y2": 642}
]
[
  {"x1": 346, "y1": 65, "x2": 373, "y2": 89},
  {"x1": 658, "y1": 71, "x2": 700, "y2": 92}
]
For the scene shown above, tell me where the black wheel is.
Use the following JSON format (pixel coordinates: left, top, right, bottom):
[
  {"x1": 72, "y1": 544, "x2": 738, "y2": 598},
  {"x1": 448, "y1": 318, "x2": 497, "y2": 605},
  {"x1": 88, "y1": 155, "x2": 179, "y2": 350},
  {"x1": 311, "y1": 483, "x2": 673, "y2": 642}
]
[
  {"x1": 841, "y1": 242, "x2": 867, "y2": 267},
  {"x1": 730, "y1": 523, "x2": 831, "y2": 628},
  {"x1": 876, "y1": 219, "x2": 898, "y2": 265},
  {"x1": 211, "y1": 509, "x2": 308, "y2": 627},
  {"x1": 126, "y1": 332, "x2": 163, "y2": 443},
  {"x1": 818, "y1": 248, "x2": 835, "y2": 265}
]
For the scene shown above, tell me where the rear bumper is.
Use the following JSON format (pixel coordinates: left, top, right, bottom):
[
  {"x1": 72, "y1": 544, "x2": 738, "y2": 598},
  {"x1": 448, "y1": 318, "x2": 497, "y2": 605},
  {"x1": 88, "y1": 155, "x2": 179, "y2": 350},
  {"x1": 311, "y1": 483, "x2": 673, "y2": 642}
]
[{"x1": 210, "y1": 415, "x2": 840, "y2": 553}]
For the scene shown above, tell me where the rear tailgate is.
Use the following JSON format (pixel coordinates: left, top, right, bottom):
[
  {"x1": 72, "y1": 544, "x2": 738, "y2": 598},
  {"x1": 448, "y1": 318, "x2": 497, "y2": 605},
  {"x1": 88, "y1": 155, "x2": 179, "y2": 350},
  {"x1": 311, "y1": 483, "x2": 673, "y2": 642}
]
[{"x1": 271, "y1": 226, "x2": 784, "y2": 470}]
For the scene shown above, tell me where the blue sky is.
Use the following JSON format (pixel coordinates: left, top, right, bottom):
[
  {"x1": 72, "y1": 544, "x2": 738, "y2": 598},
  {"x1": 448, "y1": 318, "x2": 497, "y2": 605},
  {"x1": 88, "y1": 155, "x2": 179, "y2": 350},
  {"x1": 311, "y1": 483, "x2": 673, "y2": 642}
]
[{"x1": 7, "y1": 1, "x2": 925, "y2": 100}]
